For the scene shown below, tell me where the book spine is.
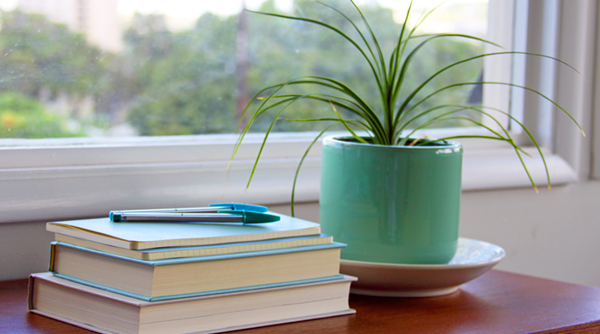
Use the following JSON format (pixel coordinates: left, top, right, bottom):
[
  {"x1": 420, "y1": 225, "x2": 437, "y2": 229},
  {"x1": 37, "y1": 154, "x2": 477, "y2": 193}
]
[
  {"x1": 48, "y1": 243, "x2": 56, "y2": 272},
  {"x1": 27, "y1": 275, "x2": 34, "y2": 311}
]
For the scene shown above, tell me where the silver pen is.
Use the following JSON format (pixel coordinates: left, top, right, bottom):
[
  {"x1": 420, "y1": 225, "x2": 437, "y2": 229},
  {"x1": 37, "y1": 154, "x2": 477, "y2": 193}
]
[{"x1": 109, "y1": 210, "x2": 280, "y2": 224}]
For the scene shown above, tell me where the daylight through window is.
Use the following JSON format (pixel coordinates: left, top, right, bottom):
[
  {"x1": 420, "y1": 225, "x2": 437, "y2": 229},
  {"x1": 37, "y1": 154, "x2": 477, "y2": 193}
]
[{"x1": 0, "y1": 0, "x2": 488, "y2": 139}]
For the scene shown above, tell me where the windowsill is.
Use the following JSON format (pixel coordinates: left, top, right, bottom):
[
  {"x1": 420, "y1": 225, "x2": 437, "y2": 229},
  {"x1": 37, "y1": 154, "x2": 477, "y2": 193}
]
[
  {"x1": 462, "y1": 147, "x2": 577, "y2": 191},
  {"x1": 0, "y1": 133, "x2": 577, "y2": 224}
]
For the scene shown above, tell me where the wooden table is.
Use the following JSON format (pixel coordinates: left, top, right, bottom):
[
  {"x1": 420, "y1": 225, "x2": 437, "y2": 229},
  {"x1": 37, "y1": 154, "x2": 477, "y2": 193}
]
[{"x1": 2, "y1": 270, "x2": 600, "y2": 333}]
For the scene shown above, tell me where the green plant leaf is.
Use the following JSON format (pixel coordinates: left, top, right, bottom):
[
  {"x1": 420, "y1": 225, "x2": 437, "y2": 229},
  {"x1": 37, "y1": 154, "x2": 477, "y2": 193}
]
[
  {"x1": 282, "y1": 116, "x2": 373, "y2": 133},
  {"x1": 243, "y1": 95, "x2": 309, "y2": 189},
  {"x1": 387, "y1": 1, "x2": 412, "y2": 88},
  {"x1": 400, "y1": 81, "x2": 585, "y2": 138},
  {"x1": 394, "y1": 51, "x2": 581, "y2": 132},
  {"x1": 389, "y1": 1, "x2": 446, "y2": 94},
  {"x1": 255, "y1": 91, "x2": 386, "y2": 140},
  {"x1": 246, "y1": 9, "x2": 385, "y2": 94},
  {"x1": 392, "y1": 34, "x2": 501, "y2": 125},
  {"x1": 330, "y1": 101, "x2": 368, "y2": 144},
  {"x1": 397, "y1": 103, "x2": 551, "y2": 190},
  {"x1": 348, "y1": 0, "x2": 388, "y2": 84},
  {"x1": 290, "y1": 123, "x2": 338, "y2": 216},
  {"x1": 230, "y1": 80, "x2": 295, "y2": 169},
  {"x1": 316, "y1": 1, "x2": 384, "y2": 85}
]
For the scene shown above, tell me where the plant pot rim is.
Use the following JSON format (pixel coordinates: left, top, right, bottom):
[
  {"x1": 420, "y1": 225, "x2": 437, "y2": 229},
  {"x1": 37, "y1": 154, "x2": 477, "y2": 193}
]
[{"x1": 323, "y1": 135, "x2": 462, "y2": 150}]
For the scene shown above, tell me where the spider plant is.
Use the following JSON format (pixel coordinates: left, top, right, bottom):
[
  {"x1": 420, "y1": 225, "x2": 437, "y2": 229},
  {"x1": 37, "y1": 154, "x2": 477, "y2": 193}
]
[{"x1": 230, "y1": 0, "x2": 584, "y2": 215}]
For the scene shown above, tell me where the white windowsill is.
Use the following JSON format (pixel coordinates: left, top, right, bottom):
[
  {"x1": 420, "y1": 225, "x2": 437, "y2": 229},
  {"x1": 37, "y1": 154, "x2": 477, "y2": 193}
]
[
  {"x1": 462, "y1": 148, "x2": 577, "y2": 191},
  {"x1": 0, "y1": 132, "x2": 577, "y2": 224}
]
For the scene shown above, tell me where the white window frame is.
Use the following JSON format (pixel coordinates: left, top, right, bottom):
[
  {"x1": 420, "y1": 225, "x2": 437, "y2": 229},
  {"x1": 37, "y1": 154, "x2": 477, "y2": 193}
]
[{"x1": 1, "y1": 0, "x2": 595, "y2": 224}]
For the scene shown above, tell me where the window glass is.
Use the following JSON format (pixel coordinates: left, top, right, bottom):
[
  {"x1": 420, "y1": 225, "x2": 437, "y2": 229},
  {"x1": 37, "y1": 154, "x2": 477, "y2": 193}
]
[{"x1": 0, "y1": 0, "x2": 487, "y2": 139}]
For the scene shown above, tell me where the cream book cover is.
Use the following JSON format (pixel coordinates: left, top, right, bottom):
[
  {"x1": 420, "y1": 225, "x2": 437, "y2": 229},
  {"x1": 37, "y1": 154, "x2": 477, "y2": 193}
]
[{"x1": 47, "y1": 212, "x2": 321, "y2": 250}]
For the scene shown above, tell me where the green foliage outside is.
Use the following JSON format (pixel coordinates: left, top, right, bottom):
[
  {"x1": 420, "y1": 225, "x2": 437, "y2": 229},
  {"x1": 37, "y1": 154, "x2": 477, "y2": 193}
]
[
  {"x1": 0, "y1": 10, "x2": 107, "y2": 137},
  {"x1": 126, "y1": 0, "x2": 483, "y2": 135},
  {"x1": 0, "y1": 11, "x2": 104, "y2": 99},
  {"x1": 0, "y1": 92, "x2": 83, "y2": 138},
  {"x1": 0, "y1": 0, "x2": 484, "y2": 138}
]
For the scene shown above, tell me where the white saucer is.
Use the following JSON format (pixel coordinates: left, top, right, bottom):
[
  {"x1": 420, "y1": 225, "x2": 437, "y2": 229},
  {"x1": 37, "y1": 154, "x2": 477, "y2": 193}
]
[{"x1": 340, "y1": 237, "x2": 505, "y2": 297}]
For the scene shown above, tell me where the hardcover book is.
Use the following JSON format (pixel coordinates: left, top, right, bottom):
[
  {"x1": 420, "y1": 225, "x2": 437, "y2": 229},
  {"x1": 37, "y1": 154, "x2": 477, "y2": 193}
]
[
  {"x1": 50, "y1": 241, "x2": 345, "y2": 301},
  {"x1": 29, "y1": 272, "x2": 356, "y2": 334}
]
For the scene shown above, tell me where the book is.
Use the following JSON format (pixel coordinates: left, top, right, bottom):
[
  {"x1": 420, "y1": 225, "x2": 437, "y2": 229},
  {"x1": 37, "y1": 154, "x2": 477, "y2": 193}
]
[
  {"x1": 29, "y1": 272, "x2": 356, "y2": 334},
  {"x1": 54, "y1": 233, "x2": 334, "y2": 261},
  {"x1": 46, "y1": 212, "x2": 321, "y2": 250},
  {"x1": 50, "y1": 241, "x2": 345, "y2": 301}
]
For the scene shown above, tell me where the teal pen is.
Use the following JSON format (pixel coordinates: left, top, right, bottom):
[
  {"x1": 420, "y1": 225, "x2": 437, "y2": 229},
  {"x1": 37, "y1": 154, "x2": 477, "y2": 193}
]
[
  {"x1": 111, "y1": 202, "x2": 268, "y2": 214},
  {"x1": 109, "y1": 210, "x2": 280, "y2": 224}
]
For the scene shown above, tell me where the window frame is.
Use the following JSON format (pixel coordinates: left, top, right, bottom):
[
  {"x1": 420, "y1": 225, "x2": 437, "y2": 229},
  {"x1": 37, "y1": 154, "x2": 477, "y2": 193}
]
[{"x1": 1, "y1": 0, "x2": 591, "y2": 224}]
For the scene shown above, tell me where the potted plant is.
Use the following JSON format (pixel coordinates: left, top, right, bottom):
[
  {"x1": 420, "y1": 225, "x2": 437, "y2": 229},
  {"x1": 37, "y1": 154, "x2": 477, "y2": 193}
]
[{"x1": 230, "y1": 0, "x2": 583, "y2": 265}]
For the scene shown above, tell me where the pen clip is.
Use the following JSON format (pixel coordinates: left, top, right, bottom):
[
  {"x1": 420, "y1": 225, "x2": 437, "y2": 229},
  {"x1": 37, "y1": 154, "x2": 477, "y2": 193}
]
[
  {"x1": 210, "y1": 202, "x2": 268, "y2": 213},
  {"x1": 218, "y1": 210, "x2": 280, "y2": 224}
]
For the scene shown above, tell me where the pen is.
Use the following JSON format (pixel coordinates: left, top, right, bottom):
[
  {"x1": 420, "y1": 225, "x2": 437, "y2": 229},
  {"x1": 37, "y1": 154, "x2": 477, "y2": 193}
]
[
  {"x1": 110, "y1": 210, "x2": 280, "y2": 224},
  {"x1": 111, "y1": 202, "x2": 268, "y2": 214}
]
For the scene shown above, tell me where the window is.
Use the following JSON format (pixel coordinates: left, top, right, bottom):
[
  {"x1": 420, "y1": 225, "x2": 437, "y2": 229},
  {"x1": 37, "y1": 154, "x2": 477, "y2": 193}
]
[
  {"x1": 1, "y1": 0, "x2": 593, "y2": 224},
  {"x1": 502, "y1": 0, "x2": 597, "y2": 182},
  {"x1": 1, "y1": 0, "x2": 487, "y2": 138}
]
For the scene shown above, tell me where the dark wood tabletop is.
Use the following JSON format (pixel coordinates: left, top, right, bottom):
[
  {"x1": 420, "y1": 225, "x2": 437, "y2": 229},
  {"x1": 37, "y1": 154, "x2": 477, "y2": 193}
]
[{"x1": 2, "y1": 270, "x2": 600, "y2": 334}]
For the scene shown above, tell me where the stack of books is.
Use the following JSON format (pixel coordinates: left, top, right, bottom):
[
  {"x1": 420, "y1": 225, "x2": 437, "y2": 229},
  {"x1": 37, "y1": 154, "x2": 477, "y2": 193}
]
[{"x1": 28, "y1": 211, "x2": 356, "y2": 334}]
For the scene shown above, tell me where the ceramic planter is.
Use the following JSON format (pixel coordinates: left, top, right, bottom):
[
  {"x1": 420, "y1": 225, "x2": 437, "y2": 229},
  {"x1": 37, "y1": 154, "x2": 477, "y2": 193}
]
[{"x1": 319, "y1": 135, "x2": 463, "y2": 264}]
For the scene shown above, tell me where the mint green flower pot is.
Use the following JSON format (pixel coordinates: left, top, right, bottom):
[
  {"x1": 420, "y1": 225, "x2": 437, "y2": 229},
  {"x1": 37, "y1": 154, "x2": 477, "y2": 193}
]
[{"x1": 319, "y1": 135, "x2": 463, "y2": 264}]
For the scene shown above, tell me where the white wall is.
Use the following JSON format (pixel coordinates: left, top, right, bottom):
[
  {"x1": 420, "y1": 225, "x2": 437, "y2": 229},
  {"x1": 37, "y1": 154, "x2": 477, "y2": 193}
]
[
  {"x1": 0, "y1": 220, "x2": 55, "y2": 280},
  {"x1": 275, "y1": 181, "x2": 600, "y2": 288},
  {"x1": 3, "y1": 182, "x2": 598, "y2": 287},
  {"x1": 459, "y1": 181, "x2": 600, "y2": 287}
]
